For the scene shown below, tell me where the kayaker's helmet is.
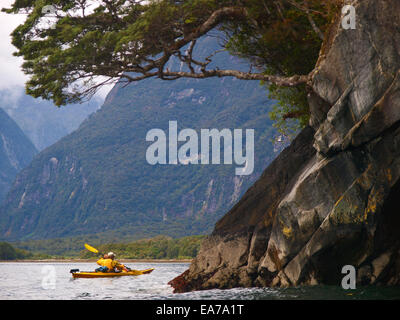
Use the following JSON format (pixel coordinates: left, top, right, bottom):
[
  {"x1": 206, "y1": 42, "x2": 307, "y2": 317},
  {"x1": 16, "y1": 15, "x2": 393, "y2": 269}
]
[{"x1": 108, "y1": 252, "x2": 115, "y2": 258}]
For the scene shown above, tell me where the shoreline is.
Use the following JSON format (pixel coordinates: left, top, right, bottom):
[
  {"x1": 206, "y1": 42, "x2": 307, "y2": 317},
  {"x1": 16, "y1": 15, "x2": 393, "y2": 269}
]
[{"x1": 0, "y1": 259, "x2": 193, "y2": 263}]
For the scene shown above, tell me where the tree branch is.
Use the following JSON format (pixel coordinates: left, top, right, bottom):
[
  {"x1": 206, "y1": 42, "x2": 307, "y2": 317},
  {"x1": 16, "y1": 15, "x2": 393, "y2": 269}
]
[
  {"x1": 118, "y1": 6, "x2": 310, "y2": 88},
  {"x1": 121, "y1": 68, "x2": 309, "y2": 87}
]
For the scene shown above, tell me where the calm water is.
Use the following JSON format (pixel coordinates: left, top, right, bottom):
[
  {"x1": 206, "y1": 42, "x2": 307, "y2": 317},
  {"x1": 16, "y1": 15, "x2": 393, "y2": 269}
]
[{"x1": 0, "y1": 262, "x2": 399, "y2": 300}]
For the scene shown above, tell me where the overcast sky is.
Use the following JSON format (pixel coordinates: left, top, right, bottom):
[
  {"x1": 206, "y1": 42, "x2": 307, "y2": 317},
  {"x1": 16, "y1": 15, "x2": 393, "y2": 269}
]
[
  {"x1": 0, "y1": 0, "x2": 111, "y2": 102},
  {"x1": 0, "y1": 1, "x2": 27, "y2": 91}
]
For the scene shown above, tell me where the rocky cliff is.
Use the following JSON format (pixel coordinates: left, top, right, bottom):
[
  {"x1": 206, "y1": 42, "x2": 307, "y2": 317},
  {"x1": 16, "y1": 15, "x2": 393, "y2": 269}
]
[{"x1": 170, "y1": 0, "x2": 400, "y2": 292}]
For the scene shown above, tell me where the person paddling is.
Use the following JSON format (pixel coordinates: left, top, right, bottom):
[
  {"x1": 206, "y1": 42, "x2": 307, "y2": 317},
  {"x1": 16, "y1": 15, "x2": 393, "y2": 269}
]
[
  {"x1": 96, "y1": 253, "x2": 112, "y2": 272},
  {"x1": 108, "y1": 252, "x2": 131, "y2": 272},
  {"x1": 96, "y1": 252, "x2": 130, "y2": 272}
]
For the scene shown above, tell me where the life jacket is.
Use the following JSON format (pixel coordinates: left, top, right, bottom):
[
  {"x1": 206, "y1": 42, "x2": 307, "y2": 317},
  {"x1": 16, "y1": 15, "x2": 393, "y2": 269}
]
[{"x1": 97, "y1": 258, "x2": 114, "y2": 270}]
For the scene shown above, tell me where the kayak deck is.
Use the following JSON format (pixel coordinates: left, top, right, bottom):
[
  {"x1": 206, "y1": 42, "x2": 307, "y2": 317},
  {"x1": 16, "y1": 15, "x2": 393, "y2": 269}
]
[{"x1": 72, "y1": 268, "x2": 154, "y2": 278}]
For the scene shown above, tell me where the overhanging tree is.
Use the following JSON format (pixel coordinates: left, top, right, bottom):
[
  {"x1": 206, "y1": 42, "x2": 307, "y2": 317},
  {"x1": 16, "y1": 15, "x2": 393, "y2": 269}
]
[{"x1": 4, "y1": 0, "x2": 341, "y2": 131}]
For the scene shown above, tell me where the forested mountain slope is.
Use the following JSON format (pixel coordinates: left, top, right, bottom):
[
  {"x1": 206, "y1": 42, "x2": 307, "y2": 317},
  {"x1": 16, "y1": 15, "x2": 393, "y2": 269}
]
[
  {"x1": 0, "y1": 107, "x2": 37, "y2": 202},
  {"x1": 0, "y1": 37, "x2": 278, "y2": 240}
]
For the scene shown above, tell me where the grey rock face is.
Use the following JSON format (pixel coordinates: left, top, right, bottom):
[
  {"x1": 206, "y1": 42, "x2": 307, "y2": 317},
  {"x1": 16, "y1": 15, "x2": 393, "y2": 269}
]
[{"x1": 170, "y1": 0, "x2": 400, "y2": 292}]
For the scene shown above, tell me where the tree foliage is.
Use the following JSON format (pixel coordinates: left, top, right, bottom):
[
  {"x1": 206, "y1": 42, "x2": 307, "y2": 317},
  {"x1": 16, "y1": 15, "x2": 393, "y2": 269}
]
[
  {"x1": 78, "y1": 235, "x2": 205, "y2": 260},
  {"x1": 0, "y1": 242, "x2": 33, "y2": 260},
  {"x1": 221, "y1": 0, "x2": 340, "y2": 136},
  {"x1": 14, "y1": 235, "x2": 205, "y2": 259},
  {"x1": 4, "y1": 0, "x2": 341, "y2": 130}
]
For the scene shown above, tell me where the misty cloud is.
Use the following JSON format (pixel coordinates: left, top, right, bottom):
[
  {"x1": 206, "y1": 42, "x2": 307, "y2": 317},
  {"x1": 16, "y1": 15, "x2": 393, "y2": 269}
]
[{"x1": 0, "y1": 1, "x2": 112, "y2": 101}]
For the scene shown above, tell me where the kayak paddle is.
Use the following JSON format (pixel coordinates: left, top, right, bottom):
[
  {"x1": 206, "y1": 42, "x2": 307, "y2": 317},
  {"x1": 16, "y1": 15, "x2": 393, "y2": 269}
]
[{"x1": 84, "y1": 243, "x2": 101, "y2": 255}]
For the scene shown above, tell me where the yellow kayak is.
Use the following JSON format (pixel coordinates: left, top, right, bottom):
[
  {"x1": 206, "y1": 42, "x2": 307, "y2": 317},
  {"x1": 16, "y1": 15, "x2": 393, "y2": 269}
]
[{"x1": 71, "y1": 268, "x2": 154, "y2": 278}]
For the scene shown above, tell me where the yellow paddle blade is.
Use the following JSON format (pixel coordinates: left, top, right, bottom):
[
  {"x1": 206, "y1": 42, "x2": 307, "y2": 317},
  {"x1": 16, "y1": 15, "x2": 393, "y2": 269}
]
[{"x1": 84, "y1": 243, "x2": 99, "y2": 254}]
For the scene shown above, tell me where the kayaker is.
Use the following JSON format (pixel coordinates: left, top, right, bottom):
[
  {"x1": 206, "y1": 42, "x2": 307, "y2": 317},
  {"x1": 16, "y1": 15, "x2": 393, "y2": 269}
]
[
  {"x1": 108, "y1": 252, "x2": 131, "y2": 272},
  {"x1": 96, "y1": 252, "x2": 130, "y2": 272}
]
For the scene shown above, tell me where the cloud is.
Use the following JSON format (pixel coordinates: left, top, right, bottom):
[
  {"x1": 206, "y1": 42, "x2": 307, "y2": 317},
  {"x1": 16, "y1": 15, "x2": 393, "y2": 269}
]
[
  {"x1": 0, "y1": 1, "x2": 112, "y2": 101},
  {"x1": 0, "y1": 86, "x2": 23, "y2": 109},
  {"x1": 0, "y1": 1, "x2": 27, "y2": 91}
]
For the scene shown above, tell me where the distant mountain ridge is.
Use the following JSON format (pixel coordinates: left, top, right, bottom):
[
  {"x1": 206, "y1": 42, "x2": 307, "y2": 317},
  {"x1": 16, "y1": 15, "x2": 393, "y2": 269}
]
[
  {"x1": 0, "y1": 89, "x2": 101, "y2": 151},
  {"x1": 0, "y1": 107, "x2": 37, "y2": 203},
  {"x1": 0, "y1": 36, "x2": 279, "y2": 241}
]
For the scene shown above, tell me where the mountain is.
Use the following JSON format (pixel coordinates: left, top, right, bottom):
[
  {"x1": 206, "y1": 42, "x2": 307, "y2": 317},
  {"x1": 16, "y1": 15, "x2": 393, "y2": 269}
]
[
  {"x1": 0, "y1": 36, "x2": 280, "y2": 241},
  {"x1": 0, "y1": 107, "x2": 37, "y2": 203},
  {"x1": 170, "y1": 0, "x2": 400, "y2": 292},
  {"x1": 0, "y1": 89, "x2": 101, "y2": 151}
]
